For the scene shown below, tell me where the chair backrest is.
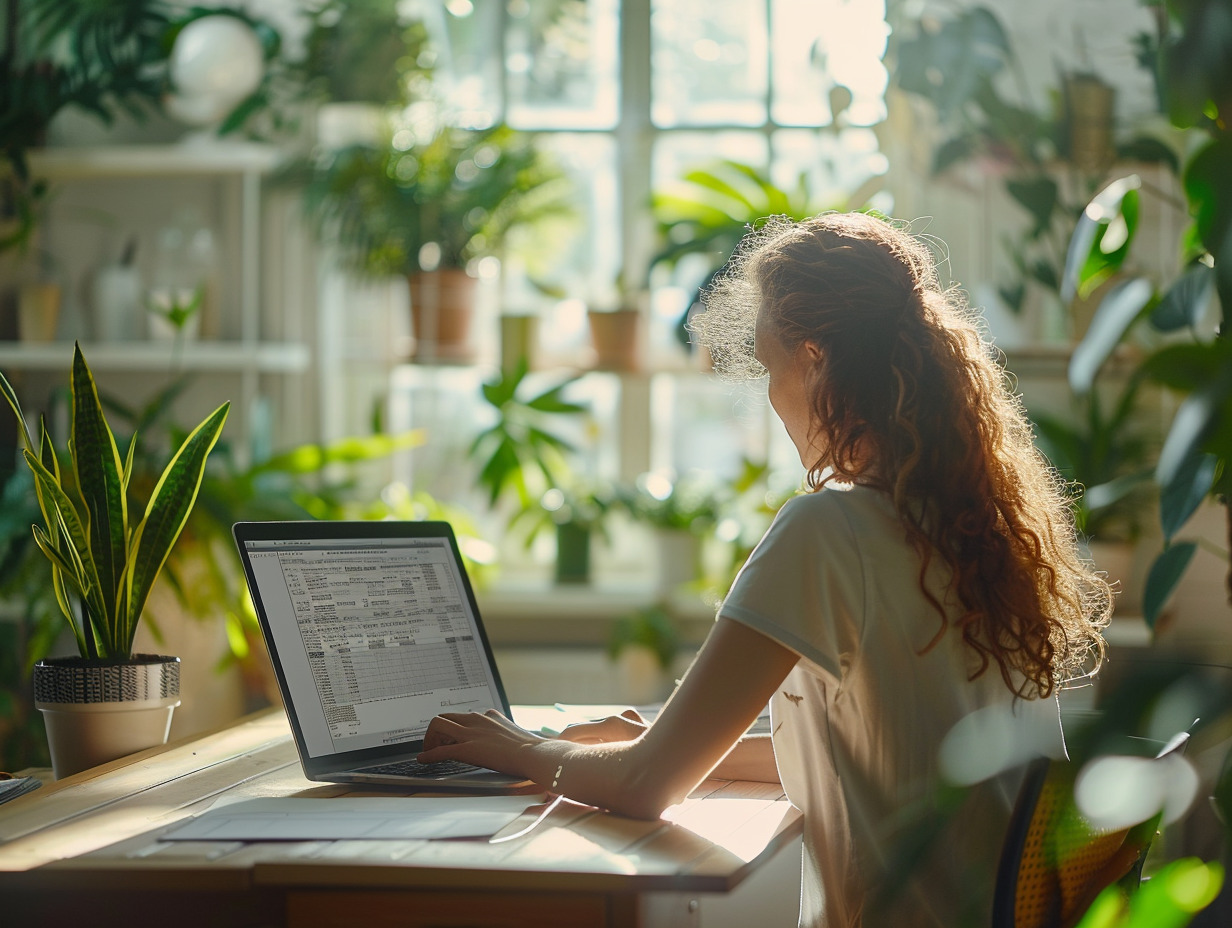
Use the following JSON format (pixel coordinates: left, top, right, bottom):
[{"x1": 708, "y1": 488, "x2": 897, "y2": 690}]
[{"x1": 991, "y1": 732, "x2": 1189, "y2": 928}]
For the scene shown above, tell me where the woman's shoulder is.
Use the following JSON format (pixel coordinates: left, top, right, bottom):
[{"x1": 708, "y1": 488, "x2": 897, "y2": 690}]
[
  {"x1": 778, "y1": 484, "x2": 897, "y2": 523},
  {"x1": 767, "y1": 485, "x2": 900, "y2": 550}
]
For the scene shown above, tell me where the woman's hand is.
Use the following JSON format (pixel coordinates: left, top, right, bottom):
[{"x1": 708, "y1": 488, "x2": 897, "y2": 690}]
[
  {"x1": 417, "y1": 709, "x2": 551, "y2": 780},
  {"x1": 557, "y1": 708, "x2": 648, "y2": 744}
]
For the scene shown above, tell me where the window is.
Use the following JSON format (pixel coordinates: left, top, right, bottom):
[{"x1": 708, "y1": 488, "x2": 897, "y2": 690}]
[{"x1": 389, "y1": 0, "x2": 891, "y2": 563}]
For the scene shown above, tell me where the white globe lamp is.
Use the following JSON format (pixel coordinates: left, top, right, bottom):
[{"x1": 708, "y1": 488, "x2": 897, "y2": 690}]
[{"x1": 164, "y1": 15, "x2": 265, "y2": 130}]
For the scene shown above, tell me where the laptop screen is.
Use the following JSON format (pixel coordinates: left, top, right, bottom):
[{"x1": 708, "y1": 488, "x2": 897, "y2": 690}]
[{"x1": 239, "y1": 529, "x2": 506, "y2": 759}]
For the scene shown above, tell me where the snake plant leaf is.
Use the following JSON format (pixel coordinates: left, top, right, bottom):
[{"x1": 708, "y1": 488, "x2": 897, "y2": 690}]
[
  {"x1": 70, "y1": 342, "x2": 128, "y2": 629},
  {"x1": 124, "y1": 402, "x2": 229, "y2": 649},
  {"x1": 0, "y1": 368, "x2": 33, "y2": 451},
  {"x1": 122, "y1": 429, "x2": 137, "y2": 492},
  {"x1": 34, "y1": 418, "x2": 62, "y2": 548},
  {"x1": 22, "y1": 448, "x2": 107, "y2": 632},
  {"x1": 31, "y1": 523, "x2": 90, "y2": 655}
]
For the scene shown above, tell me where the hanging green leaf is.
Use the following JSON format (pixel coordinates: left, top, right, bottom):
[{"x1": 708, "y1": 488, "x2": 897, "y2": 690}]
[
  {"x1": 1159, "y1": 452, "x2": 1217, "y2": 542},
  {"x1": 1152, "y1": 264, "x2": 1215, "y2": 332},
  {"x1": 1061, "y1": 176, "x2": 1142, "y2": 304},
  {"x1": 1143, "y1": 543, "x2": 1197, "y2": 629},
  {"x1": 1068, "y1": 277, "x2": 1154, "y2": 394}
]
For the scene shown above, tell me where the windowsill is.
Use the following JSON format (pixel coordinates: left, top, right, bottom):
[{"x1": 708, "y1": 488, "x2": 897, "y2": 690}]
[{"x1": 476, "y1": 582, "x2": 717, "y2": 647}]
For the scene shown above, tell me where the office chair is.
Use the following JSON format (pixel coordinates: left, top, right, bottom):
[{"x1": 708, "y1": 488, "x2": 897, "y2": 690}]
[{"x1": 991, "y1": 733, "x2": 1190, "y2": 928}]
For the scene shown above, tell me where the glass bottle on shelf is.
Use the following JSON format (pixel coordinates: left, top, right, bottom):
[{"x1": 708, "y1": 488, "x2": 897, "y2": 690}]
[{"x1": 146, "y1": 211, "x2": 217, "y2": 343}]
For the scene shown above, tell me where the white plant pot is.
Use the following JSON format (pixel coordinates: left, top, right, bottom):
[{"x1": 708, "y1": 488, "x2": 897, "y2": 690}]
[
  {"x1": 615, "y1": 645, "x2": 669, "y2": 706},
  {"x1": 656, "y1": 529, "x2": 701, "y2": 593},
  {"x1": 33, "y1": 655, "x2": 181, "y2": 779}
]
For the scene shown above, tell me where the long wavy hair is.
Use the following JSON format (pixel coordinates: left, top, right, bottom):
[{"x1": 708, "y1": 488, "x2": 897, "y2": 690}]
[{"x1": 691, "y1": 212, "x2": 1108, "y2": 698}]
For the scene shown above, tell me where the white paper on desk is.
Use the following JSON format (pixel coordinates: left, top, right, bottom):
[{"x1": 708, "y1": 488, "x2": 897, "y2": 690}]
[{"x1": 160, "y1": 796, "x2": 536, "y2": 842}]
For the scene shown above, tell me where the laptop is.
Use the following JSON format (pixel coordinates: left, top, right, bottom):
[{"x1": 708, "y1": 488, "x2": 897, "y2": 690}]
[{"x1": 233, "y1": 520, "x2": 530, "y2": 790}]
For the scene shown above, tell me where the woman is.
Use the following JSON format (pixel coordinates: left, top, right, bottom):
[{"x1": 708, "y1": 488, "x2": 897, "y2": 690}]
[{"x1": 418, "y1": 212, "x2": 1109, "y2": 927}]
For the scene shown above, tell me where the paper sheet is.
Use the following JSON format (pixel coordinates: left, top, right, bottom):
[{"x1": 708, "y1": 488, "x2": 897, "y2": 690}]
[{"x1": 160, "y1": 796, "x2": 538, "y2": 842}]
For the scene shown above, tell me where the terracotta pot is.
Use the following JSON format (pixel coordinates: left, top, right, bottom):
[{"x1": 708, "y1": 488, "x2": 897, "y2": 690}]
[
  {"x1": 500, "y1": 313, "x2": 539, "y2": 371},
  {"x1": 33, "y1": 654, "x2": 181, "y2": 779},
  {"x1": 1066, "y1": 74, "x2": 1116, "y2": 175},
  {"x1": 587, "y1": 308, "x2": 642, "y2": 372},
  {"x1": 17, "y1": 282, "x2": 61, "y2": 342},
  {"x1": 408, "y1": 269, "x2": 477, "y2": 363}
]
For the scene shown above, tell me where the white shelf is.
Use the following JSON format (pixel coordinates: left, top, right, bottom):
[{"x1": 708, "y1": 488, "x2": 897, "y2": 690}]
[
  {"x1": 0, "y1": 341, "x2": 310, "y2": 373},
  {"x1": 29, "y1": 142, "x2": 283, "y2": 179}
]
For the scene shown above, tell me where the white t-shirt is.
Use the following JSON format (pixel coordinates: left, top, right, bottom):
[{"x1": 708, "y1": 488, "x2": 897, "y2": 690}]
[{"x1": 720, "y1": 486, "x2": 1064, "y2": 928}]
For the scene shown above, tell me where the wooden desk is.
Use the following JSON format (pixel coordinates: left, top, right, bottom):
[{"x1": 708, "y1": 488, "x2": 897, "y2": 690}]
[{"x1": 0, "y1": 709, "x2": 802, "y2": 928}]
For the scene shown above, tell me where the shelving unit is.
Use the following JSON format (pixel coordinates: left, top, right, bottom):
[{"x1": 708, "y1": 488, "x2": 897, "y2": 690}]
[
  {"x1": 0, "y1": 340, "x2": 309, "y2": 372},
  {"x1": 7, "y1": 142, "x2": 316, "y2": 456}
]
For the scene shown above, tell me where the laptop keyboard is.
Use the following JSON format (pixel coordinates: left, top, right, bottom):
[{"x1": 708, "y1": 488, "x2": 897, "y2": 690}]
[{"x1": 360, "y1": 759, "x2": 486, "y2": 779}]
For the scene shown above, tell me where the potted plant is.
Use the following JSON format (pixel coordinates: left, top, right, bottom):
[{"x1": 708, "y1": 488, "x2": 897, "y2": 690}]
[
  {"x1": 1055, "y1": 0, "x2": 1232, "y2": 630},
  {"x1": 525, "y1": 482, "x2": 615, "y2": 586},
  {"x1": 1031, "y1": 382, "x2": 1156, "y2": 614},
  {"x1": 617, "y1": 468, "x2": 726, "y2": 593},
  {"x1": 295, "y1": 121, "x2": 574, "y2": 362},
  {"x1": 607, "y1": 602, "x2": 679, "y2": 704},
  {"x1": 889, "y1": 5, "x2": 1178, "y2": 327},
  {"x1": 468, "y1": 358, "x2": 589, "y2": 512},
  {"x1": 0, "y1": 344, "x2": 228, "y2": 777},
  {"x1": 650, "y1": 158, "x2": 838, "y2": 357},
  {"x1": 0, "y1": 0, "x2": 171, "y2": 338}
]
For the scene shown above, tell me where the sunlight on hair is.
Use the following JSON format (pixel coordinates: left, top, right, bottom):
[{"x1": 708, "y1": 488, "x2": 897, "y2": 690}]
[
  {"x1": 938, "y1": 701, "x2": 1064, "y2": 786},
  {"x1": 1074, "y1": 753, "x2": 1198, "y2": 830}
]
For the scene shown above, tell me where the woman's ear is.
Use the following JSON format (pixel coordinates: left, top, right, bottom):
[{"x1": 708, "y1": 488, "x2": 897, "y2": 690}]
[{"x1": 803, "y1": 340, "x2": 823, "y2": 361}]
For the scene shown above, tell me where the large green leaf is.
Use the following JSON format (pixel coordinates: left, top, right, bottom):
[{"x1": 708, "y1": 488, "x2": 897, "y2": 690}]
[
  {"x1": 893, "y1": 7, "x2": 1011, "y2": 123},
  {"x1": 1162, "y1": 0, "x2": 1232, "y2": 129},
  {"x1": 1006, "y1": 175, "x2": 1058, "y2": 240},
  {"x1": 124, "y1": 403, "x2": 229, "y2": 653},
  {"x1": 1151, "y1": 263, "x2": 1216, "y2": 332},
  {"x1": 1068, "y1": 277, "x2": 1154, "y2": 394},
  {"x1": 1140, "y1": 341, "x2": 1228, "y2": 392},
  {"x1": 1183, "y1": 137, "x2": 1232, "y2": 315},
  {"x1": 1159, "y1": 451, "x2": 1217, "y2": 542},
  {"x1": 1061, "y1": 176, "x2": 1141, "y2": 304},
  {"x1": 252, "y1": 430, "x2": 424, "y2": 476},
  {"x1": 1143, "y1": 543, "x2": 1197, "y2": 629},
  {"x1": 70, "y1": 343, "x2": 128, "y2": 630},
  {"x1": 1155, "y1": 374, "x2": 1232, "y2": 487}
]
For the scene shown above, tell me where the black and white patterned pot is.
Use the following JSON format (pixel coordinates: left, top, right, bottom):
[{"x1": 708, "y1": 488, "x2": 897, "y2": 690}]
[{"x1": 34, "y1": 654, "x2": 182, "y2": 779}]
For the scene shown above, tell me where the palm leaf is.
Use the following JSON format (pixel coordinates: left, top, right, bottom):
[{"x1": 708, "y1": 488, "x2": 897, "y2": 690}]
[{"x1": 124, "y1": 403, "x2": 230, "y2": 651}]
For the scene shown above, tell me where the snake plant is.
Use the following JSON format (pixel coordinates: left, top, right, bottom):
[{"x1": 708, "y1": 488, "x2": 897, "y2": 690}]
[{"x1": 0, "y1": 343, "x2": 229, "y2": 660}]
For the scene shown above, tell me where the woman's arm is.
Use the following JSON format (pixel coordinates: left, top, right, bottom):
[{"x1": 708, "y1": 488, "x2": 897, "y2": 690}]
[{"x1": 417, "y1": 617, "x2": 798, "y2": 818}]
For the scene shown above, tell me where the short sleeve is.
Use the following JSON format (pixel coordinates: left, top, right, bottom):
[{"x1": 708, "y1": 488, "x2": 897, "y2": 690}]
[{"x1": 718, "y1": 491, "x2": 866, "y2": 680}]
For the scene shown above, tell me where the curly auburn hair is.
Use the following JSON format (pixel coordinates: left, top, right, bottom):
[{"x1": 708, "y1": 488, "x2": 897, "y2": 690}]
[{"x1": 691, "y1": 212, "x2": 1109, "y2": 698}]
